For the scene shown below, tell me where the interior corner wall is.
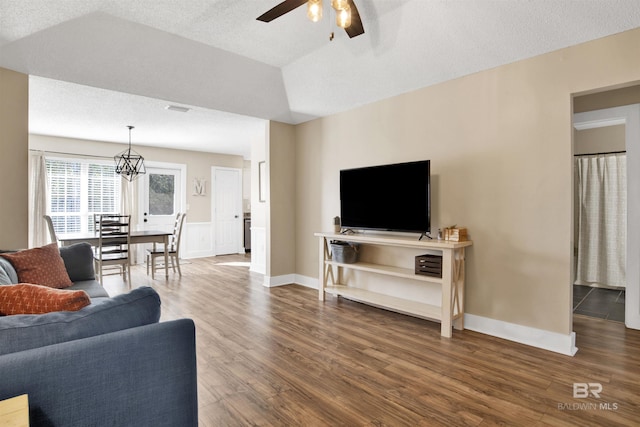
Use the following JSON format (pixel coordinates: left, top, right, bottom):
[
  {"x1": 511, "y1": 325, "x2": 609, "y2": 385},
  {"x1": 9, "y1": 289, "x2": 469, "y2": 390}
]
[
  {"x1": 294, "y1": 27, "x2": 640, "y2": 336},
  {"x1": 267, "y1": 121, "x2": 296, "y2": 280},
  {"x1": 0, "y1": 67, "x2": 29, "y2": 249}
]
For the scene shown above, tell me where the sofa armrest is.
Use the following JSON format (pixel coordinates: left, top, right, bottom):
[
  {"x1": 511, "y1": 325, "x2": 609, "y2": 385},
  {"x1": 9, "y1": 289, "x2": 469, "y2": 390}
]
[{"x1": 0, "y1": 319, "x2": 198, "y2": 426}]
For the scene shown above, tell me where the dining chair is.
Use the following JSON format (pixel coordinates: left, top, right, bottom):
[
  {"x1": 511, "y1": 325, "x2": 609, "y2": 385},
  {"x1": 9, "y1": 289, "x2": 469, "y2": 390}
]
[
  {"x1": 43, "y1": 215, "x2": 58, "y2": 245},
  {"x1": 146, "y1": 213, "x2": 186, "y2": 279},
  {"x1": 94, "y1": 214, "x2": 131, "y2": 284}
]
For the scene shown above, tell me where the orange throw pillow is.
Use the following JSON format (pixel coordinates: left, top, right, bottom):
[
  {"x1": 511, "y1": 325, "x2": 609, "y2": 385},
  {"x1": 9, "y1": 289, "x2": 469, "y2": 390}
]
[
  {"x1": 0, "y1": 243, "x2": 73, "y2": 289},
  {"x1": 0, "y1": 283, "x2": 90, "y2": 315}
]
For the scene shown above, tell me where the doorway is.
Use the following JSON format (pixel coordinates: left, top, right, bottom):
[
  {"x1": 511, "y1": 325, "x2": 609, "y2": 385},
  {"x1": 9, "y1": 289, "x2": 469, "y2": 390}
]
[
  {"x1": 137, "y1": 162, "x2": 187, "y2": 260},
  {"x1": 141, "y1": 166, "x2": 183, "y2": 230},
  {"x1": 572, "y1": 103, "x2": 640, "y2": 329},
  {"x1": 212, "y1": 167, "x2": 243, "y2": 255}
]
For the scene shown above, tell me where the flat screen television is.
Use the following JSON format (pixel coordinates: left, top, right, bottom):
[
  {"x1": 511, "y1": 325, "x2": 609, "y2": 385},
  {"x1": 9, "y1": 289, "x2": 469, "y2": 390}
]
[{"x1": 340, "y1": 160, "x2": 430, "y2": 234}]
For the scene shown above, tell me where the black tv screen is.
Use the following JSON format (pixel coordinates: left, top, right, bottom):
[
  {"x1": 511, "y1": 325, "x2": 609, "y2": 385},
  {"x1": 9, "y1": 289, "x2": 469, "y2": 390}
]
[{"x1": 340, "y1": 160, "x2": 430, "y2": 233}]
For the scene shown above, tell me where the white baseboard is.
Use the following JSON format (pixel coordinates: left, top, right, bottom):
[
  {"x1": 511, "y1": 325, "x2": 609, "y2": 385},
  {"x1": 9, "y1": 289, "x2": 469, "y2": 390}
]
[
  {"x1": 293, "y1": 274, "x2": 318, "y2": 289},
  {"x1": 263, "y1": 274, "x2": 296, "y2": 288},
  {"x1": 464, "y1": 314, "x2": 578, "y2": 356},
  {"x1": 284, "y1": 276, "x2": 577, "y2": 356}
]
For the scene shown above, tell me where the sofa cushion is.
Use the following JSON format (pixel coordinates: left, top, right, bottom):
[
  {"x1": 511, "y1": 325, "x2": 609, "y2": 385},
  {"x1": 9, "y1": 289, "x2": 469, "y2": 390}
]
[
  {"x1": 0, "y1": 283, "x2": 90, "y2": 315},
  {"x1": 59, "y1": 242, "x2": 96, "y2": 282},
  {"x1": 69, "y1": 279, "x2": 110, "y2": 299},
  {"x1": 0, "y1": 243, "x2": 73, "y2": 289},
  {"x1": 0, "y1": 286, "x2": 161, "y2": 356}
]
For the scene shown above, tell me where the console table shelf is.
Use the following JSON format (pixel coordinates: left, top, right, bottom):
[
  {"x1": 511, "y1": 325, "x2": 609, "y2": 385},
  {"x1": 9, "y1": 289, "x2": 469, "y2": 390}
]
[
  {"x1": 315, "y1": 232, "x2": 472, "y2": 338},
  {"x1": 324, "y1": 285, "x2": 444, "y2": 320},
  {"x1": 325, "y1": 260, "x2": 444, "y2": 284}
]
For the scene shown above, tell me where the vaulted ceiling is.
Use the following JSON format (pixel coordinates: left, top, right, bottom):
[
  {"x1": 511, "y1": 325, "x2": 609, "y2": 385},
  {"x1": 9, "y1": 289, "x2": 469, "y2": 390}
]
[{"x1": 2, "y1": 0, "x2": 640, "y2": 158}]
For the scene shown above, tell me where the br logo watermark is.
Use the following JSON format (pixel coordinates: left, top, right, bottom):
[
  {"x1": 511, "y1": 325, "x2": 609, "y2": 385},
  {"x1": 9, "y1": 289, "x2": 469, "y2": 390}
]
[
  {"x1": 557, "y1": 383, "x2": 619, "y2": 411},
  {"x1": 573, "y1": 382, "x2": 602, "y2": 398}
]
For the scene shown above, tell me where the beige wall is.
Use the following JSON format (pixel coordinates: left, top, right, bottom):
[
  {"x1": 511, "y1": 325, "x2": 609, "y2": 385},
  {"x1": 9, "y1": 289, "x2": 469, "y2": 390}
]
[
  {"x1": 575, "y1": 84, "x2": 640, "y2": 113},
  {"x1": 294, "y1": 28, "x2": 640, "y2": 335},
  {"x1": 267, "y1": 121, "x2": 296, "y2": 278},
  {"x1": 0, "y1": 68, "x2": 29, "y2": 249},
  {"x1": 574, "y1": 125, "x2": 626, "y2": 155},
  {"x1": 30, "y1": 134, "x2": 244, "y2": 223}
]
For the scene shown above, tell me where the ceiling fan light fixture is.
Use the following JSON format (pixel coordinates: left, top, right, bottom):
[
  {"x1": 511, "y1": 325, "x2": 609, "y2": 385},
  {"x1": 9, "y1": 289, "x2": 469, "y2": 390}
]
[
  {"x1": 336, "y1": 4, "x2": 351, "y2": 28},
  {"x1": 307, "y1": 0, "x2": 322, "y2": 22},
  {"x1": 331, "y1": 0, "x2": 349, "y2": 10}
]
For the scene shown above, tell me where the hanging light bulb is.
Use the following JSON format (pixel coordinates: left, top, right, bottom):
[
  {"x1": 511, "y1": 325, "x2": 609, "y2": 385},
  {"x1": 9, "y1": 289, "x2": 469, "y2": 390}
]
[
  {"x1": 307, "y1": 0, "x2": 323, "y2": 22},
  {"x1": 336, "y1": 4, "x2": 351, "y2": 28},
  {"x1": 331, "y1": 0, "x2": 349, "y2": 10}
]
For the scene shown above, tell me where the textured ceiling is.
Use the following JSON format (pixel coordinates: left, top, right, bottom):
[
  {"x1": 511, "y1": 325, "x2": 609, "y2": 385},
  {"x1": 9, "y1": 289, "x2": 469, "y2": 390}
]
[{"x1": 2, "y1": 0, "x2": 640, "y2": 158}]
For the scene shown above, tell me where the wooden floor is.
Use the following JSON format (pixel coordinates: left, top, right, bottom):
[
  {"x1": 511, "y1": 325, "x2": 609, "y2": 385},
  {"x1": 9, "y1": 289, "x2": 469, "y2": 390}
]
[{"x1": 104, "y1": 255, "x2": 640, "y2": 427}]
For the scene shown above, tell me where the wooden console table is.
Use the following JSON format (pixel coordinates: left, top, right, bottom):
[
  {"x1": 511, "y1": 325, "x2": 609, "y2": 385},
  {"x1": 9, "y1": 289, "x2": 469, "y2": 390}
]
[{"x1": 315, "y1": 232, "x2": 472, "y2": 338}]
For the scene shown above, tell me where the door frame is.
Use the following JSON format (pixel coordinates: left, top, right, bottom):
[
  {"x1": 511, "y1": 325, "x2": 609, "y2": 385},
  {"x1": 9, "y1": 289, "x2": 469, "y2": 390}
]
[
  {"x1": 211, "y1": 166, "x2": 243, "y2": 255},
  {"x1": 573, "y1": 104, "x2": 640, "y2": 330}
]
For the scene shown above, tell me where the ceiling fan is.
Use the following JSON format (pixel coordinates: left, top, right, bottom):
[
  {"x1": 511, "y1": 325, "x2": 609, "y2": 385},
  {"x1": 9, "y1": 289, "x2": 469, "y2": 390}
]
[{"x1": 257, "y1": 0, "x2": 365, "y2": 39}]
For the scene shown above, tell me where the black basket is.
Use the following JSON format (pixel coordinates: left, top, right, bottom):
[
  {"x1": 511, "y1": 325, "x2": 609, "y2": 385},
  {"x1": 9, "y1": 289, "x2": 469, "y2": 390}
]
[
  {"x1": 415, "y1": 254, "x2": 442, "y2": 278},
  {"x1": 330, "y1": 241, "x2": 359, "y2": 264}
]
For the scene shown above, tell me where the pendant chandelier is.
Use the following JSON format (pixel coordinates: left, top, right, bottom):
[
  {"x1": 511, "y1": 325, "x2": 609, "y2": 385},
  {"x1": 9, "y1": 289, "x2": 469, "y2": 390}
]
[{"x1": 114, "y1": 125, "x2": 146, "y2": 181}]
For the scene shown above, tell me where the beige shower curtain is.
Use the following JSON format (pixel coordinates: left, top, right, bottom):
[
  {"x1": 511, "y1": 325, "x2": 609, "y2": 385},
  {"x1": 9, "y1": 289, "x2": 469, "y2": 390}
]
[{"x1": 575, "y1": 153, "x2": 626, "y2": 288}]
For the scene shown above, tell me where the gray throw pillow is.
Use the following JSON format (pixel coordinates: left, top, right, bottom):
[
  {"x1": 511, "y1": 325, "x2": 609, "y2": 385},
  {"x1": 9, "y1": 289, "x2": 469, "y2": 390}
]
[
  {"x1": 0, "y1": 257, "x2": 18, "y2": 285},
  {"x1": 59, "y1": 242, "x2": 96, "y2": 282},
  {"x1": 0, "y1": 268, "x2": 12, "y2": 285}
]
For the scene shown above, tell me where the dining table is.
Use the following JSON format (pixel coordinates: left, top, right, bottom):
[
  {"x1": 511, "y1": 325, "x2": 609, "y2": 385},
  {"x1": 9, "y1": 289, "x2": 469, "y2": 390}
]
[{"x1": 57, "y1": 229, "x2": 173, "y2": 279}]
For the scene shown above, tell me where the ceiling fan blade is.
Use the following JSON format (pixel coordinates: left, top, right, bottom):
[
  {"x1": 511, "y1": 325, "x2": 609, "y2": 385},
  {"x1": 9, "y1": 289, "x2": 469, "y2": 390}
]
[
  {"x1": 345, "y1": 0, "x2": 365, "y2": 38},
  {"x1": 257, "y1": 0, "x2": 308, "y2": 22}
]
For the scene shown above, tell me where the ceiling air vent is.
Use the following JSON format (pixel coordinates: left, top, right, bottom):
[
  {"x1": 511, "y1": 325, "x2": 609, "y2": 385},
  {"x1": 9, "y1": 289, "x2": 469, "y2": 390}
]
[{"x1": 165, "y1": 105, "x2": 190, "y2": 113}]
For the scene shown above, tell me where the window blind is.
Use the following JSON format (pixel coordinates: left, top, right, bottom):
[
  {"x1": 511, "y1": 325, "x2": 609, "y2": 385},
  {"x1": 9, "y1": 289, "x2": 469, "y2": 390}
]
[{"x1": 46, "y1": 158, "x2": 121, "y2": 233}]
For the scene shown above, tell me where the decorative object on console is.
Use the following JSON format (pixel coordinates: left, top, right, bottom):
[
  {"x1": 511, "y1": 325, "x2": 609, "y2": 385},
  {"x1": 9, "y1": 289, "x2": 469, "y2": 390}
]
[
  {"x1": 0, "y1": 243, "x2": 73, "y2": 289},
  {"x1": 333, "y1": 216, "x2": 341, "y2": 233},
  {"x1": 0, "y1": 283, "x2": 90, "y2": 315},
  {"x1": 114, "y1": 125, "x2": 146, "y2": 181},
  {"x1": 443, "y1": 226, "x2": 468, "y2": 242},
  {"x1": 330, "y1": 241, "x2": 359, "y2": 264},
  {"x1": 415, "y1": 254, "x2": 443, "y2": 278}
]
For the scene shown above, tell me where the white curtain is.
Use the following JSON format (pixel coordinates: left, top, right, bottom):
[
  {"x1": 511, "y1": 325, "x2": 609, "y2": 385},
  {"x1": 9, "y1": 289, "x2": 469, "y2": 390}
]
[
  {"x1": 575, "y1": 153, "x2": 626, "y2": 288},
  {"x1": 121, "y1": 177, "x2": 140, "y2": 263},
  {"x1": 29, "y1": 152, "x2": 49, "y2": 248}
]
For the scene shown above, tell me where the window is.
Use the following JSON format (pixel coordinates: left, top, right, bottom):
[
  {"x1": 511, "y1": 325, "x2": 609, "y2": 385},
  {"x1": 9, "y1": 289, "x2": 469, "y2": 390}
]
[
  {"x1": 46, "y1": 158, "x2": 121, "y2": 234},
  {"x1": 149, "y1": 173, "x2": 176, "y2": 215}
]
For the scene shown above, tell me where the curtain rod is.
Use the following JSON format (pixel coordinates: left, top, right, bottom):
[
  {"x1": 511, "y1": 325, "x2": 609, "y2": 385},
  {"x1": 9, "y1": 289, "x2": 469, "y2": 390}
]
[
  {"x1": 574, "y1": 150, "x2": 626, "y2": 157},
  {"x1": 29, "y1": 149, "x2": 113, "y2": 160}
]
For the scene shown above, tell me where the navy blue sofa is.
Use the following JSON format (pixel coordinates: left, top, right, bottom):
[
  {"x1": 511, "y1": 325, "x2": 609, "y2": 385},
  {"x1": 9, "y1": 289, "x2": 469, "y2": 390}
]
[{"x1": 0, "y1": 243, "x2": 198, "y2": 426}]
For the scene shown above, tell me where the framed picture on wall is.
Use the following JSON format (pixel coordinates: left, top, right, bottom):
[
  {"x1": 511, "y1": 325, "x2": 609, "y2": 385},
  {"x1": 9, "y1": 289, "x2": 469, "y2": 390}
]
[{"x1": 259, "y1": 161, "x2": 266, "y2": 202}]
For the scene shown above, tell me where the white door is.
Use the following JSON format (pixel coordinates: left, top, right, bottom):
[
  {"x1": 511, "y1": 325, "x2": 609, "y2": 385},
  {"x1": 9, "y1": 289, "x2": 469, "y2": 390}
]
[
  {"x1": 141, "y1": 167, "x2": 182, "y2": 231},
  {"x1": 213, "y1": 167, "x2": 242, "y2": 255}
]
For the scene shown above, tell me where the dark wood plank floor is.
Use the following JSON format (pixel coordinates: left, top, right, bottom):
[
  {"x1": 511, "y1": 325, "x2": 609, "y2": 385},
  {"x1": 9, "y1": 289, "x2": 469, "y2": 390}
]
[{"x1": 104, "y1": 255, "x2": 640, "y2": 427}]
